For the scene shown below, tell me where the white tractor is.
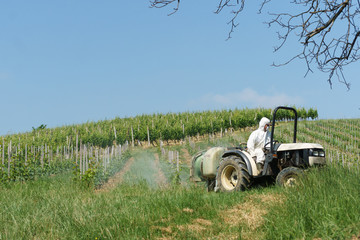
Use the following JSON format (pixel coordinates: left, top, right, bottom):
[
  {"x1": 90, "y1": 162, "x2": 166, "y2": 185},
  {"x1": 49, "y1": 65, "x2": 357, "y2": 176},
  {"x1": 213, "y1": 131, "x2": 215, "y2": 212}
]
[{"x1": 190, "y1": 106, "x2": 326, "y2": 192}]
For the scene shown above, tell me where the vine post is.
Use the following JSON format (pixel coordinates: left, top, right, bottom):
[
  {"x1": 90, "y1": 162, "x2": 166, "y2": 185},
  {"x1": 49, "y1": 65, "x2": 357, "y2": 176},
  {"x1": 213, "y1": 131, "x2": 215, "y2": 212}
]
[
  {"x1": 8, "y1": 141, "x2": 11, "y2": 178},
  {"x1": 131, "y1": 126, "x2": 134, "y2": 147}
]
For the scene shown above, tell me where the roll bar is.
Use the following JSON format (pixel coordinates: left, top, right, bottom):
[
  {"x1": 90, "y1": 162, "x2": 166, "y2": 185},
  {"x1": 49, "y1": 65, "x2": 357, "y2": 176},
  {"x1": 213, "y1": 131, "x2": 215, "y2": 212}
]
[{"x1": 270, "y1": 106, "x2": 297, "y2": 152}]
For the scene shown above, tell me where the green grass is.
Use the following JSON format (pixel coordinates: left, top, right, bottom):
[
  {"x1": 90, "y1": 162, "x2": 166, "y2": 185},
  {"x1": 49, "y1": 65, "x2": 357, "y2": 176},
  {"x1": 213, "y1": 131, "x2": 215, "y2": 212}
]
[
  {"x1": 1, "y1": 163, "x2": 359, "y2": 239},
  {"x1": 2, "y1": 119, "x2": 360, "y2": 239},
  {"x1": 0, "y1": 172, "x2": 247, "y2": 239},
  {"x1": 264, "y1": 163, "x2": 360, "y2": 239}
]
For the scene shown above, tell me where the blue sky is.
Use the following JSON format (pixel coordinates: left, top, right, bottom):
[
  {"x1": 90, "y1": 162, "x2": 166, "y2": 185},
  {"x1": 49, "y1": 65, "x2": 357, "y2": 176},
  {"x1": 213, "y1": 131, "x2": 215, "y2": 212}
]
[{"x1": 0, "y1": 1, "x2": 359, "y2": 135}]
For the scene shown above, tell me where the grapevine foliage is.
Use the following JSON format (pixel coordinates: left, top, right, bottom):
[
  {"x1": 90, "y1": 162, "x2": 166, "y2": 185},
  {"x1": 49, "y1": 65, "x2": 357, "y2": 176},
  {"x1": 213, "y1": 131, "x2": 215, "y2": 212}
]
[{"x1": 0, "y1": 107, "x2": 317, "y2": 183}]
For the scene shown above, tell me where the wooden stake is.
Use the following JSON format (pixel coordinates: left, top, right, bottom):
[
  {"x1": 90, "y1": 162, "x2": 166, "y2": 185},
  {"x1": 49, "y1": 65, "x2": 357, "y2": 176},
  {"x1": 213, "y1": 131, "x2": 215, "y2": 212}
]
[
  {"x1": 1, "y1": 138, "x2": 4, "y2": 170},
  {"x1": 25, "y1": 144, "x2": 28, "y2": 166},
  {"x1": 85, "y1": 145, "x2": 88, "y2": 173},
  {"x1": 176, "y1": 151, "x2": 179, "y2": 172},
  {"x1": 79, "y1": 144, "x2": 82, "y2": 177},
  {"x1": 131, "y1": 126, "x2": 134, "y2": 147},
  {"x1": 40, "y1": 146, "x2": 44, "y2": 169},
  {"x1": 48, "y1": 146, "x2": 51, "y2": 167},
  {"x1": 8, "y1": 141, "x2": 11, "y2": 178},
  {"x1": 76, "y1": 134, "x2": 79, "y2": 164}
]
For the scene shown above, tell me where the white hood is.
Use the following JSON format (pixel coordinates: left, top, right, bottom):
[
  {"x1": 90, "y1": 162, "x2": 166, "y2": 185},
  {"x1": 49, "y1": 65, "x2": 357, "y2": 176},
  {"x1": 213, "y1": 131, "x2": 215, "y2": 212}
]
[
  {"x1": 277, "y1": 143, "x2": 324, "y2": 151},
  {"x1": 258, "y1": 117, "x2": 270, "y2": 130}
]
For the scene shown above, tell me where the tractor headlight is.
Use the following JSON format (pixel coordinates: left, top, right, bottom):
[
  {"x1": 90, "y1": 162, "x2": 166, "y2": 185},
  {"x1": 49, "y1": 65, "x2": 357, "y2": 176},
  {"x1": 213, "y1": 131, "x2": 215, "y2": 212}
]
[{"x1": 309, "y1": 149, "x2": 325, "y2": 157}]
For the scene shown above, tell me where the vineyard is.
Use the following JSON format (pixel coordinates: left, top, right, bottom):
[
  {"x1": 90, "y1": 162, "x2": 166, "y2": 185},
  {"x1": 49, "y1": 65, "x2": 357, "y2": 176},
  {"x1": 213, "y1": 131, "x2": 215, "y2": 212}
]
[
  {"x1": 276, "y1": 119, "x2": 360, "y2": 167},
  {"x1": 0, "y1": 107, "x2": 317, "y2": 184},
  {"x1": 3, "y1": 107, "x2": 318, "y2": 148},
  {"x1": 0, "y1": 107, "x2": 359, "y2": 239},
  {"x1": 1, "y1": 106, "x2": 359, "y2": 187}
]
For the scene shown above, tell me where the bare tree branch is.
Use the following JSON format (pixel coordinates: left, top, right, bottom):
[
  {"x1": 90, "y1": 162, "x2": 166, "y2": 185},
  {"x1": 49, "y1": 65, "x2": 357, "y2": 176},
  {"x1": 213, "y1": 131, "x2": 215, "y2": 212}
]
[
  {"x1": 304, "y1": 0, "x2": 349, "y2": 44},
  {"x1": 150, "y1": 0, "x2": 180, "y2": 16},
  {"x1": 151, "y1": 0, "x2": 360, "y2": 89},
  {"x1": 213, "y1": 0, "x2": 246, "y2": 40}
]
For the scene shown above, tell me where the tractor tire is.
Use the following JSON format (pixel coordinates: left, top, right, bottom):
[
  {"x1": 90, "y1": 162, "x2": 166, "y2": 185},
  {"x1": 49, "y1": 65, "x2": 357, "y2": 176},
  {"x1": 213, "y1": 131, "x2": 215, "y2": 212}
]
[
  {"x1": 216, "y1": 155, "x2": 251, "y2": 192},
  {"x1": 276, "y1": 167, "x2": 304, "y2": 187}
]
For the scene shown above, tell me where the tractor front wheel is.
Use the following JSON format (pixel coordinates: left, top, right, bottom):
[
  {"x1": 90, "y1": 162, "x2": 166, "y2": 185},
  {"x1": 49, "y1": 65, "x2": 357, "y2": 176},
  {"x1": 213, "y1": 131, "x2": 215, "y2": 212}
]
[
  {"x1": 216, "y1": 156, "x2": 250, "y2": 192},
  {"x1": 276, "y1": 167, "x2": 304, "y2": 187}
]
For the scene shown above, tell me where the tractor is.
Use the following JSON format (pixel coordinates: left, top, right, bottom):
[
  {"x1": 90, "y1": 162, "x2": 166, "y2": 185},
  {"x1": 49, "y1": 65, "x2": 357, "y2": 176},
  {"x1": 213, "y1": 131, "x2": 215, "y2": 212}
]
[{"x1": 190, "y1": 106, "x2": 326, "y2": 192}]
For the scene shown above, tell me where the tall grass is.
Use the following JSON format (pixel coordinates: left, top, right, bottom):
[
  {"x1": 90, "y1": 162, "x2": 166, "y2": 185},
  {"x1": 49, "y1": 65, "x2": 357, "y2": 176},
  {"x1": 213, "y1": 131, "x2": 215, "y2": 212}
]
[
  {"x1": 1, "y1": 163, "x2": 359, "y2": 239},
  {"x1": 264, "y1": 164, "x2": 360, "y2": 239},
  {"x1": 0, "y1": 173, "x2": 246, "y2": 239}
]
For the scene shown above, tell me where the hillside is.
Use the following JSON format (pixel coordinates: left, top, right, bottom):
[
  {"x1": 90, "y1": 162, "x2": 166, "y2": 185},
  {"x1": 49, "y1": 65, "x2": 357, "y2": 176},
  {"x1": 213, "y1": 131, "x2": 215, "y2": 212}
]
[
  {"x1": 0, "y1": 107, "x2": 318, "y2": 182},
  {"x1": 0, "y1": 110, "x2": 359, "y2": 239},
  {"x1": 1, "y1": 107, "x2": 318, "y2": 147}
]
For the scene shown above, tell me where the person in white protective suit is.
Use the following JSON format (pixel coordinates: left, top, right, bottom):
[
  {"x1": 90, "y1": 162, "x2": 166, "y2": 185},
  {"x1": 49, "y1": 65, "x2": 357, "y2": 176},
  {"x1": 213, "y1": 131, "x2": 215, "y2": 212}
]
[{"x1": 247, "y1": 117, "x2": 271, "y2": 171}]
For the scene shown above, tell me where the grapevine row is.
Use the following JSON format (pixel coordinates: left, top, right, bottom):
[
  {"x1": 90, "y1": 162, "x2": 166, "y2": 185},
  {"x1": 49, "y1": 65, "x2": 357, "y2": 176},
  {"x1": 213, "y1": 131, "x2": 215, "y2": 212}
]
[
  {"x1": 2, "y1": 107, "x2": 317, "y2": 150},
  {"x1": 276, "y1": 120, "x2": 360, "y2": 165}
]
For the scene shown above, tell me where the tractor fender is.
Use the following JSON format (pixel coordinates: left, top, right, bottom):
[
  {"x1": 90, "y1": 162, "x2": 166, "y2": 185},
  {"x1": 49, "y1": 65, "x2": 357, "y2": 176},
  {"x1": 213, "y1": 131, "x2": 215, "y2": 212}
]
[{"x1": 222, "y1": 150, "x2": 253, "y2": 176}]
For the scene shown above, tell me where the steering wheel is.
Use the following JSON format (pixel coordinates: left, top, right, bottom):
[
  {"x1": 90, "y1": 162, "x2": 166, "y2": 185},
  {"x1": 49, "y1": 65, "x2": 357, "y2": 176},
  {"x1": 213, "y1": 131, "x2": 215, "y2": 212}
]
[{"x1": 264, "y1": 140, "x2": 279, "y2": 149}]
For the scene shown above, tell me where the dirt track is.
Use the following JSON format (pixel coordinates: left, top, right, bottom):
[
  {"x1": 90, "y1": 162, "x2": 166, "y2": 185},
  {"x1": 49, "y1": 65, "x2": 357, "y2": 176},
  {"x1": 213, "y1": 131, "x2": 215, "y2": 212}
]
[
  {"x1": 154, "y1": 153, "x2": 168, "y2": 188},
  {"x1": 97, "y1": 150, "x2": 170, "y2": 192},
  {"x1": 181, "y1": 148, "x2": 192, "y2": 167},
  {"x1": 96, "y1": 157, "x2": 135, "y2": 193}
]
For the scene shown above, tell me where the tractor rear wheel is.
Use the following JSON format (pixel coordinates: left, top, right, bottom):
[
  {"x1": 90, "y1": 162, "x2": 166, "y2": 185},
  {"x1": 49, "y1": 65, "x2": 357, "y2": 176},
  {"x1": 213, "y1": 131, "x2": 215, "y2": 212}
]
[
  {"x1": 276, "y1": 167, "x2": 304, "y2": 187},
  {"x1": 216, "y1": 156, "x2": 251, "y2": 192}
]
